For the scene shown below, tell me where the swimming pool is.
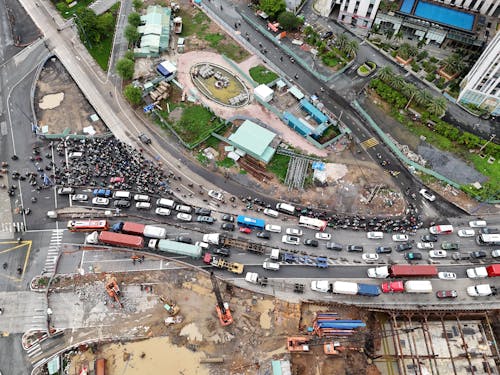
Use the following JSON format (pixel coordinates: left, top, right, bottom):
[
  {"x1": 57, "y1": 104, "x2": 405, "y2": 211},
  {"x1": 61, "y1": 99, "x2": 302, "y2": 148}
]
[{"x1": 400, "y1": 0, "x2": 416, "y2": 14}]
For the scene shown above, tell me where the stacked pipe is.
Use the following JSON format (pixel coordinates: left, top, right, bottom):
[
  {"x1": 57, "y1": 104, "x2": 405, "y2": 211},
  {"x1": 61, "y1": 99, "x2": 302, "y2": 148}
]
[{"x1": 312, "y1": 313, "x2": 366, "y2": 337}]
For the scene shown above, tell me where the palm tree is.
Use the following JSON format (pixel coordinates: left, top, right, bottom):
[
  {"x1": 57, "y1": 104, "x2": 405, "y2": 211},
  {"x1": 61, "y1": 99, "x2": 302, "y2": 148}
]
[
  {"x1": 384, "y1": 29, "x2": 394, "y2": 40},
  {"x1": 427, "y1": 97, "x2": 448, "y2": 117},
  {"x1": 394, "y1": 30, "x2": 404, "y2": 43},
  {"x1": 336, "y1": 33, "x2": 348, "y2": 52},
  {"x1": 389, "y1": 75, "x2": 405, "y2": 90},
  {"x1": 378, "y1": 66, "x2": 393, "y2": 82},
  {"x1": 442, "y1": 53, "x2": 465, "y2": 76},
  {"x1": 344, "y1": 40, "x2": 358, "y2": 58},
  {"x1": 414, "y1": 89, "x2": 433, "y2": 107},
  {"x1": 403, "y1": 84, "x2": 418, "y2": 109}
]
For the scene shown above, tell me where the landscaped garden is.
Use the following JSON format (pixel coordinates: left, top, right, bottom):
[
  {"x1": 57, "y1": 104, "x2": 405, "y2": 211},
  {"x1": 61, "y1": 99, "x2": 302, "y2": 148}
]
[
  {"x1": 303, "y1": 28, "x2": 357, "y2": 69},
  {"x1": 249, "y1": 65, "x2": 279, "y2": 85}
]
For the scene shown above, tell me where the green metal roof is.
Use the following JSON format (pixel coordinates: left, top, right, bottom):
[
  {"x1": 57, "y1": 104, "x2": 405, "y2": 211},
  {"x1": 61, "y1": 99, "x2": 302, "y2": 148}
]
[
  {"x1": 137, "y1": 5, "x2": 171, "y2": 56},
  {"x1": 228, "y1": 120, "x2": 276, "y2": 163}
]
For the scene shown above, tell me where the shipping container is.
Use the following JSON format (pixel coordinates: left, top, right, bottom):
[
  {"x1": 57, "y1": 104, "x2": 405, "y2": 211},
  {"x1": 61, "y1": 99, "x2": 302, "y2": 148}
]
[
  {"x1": 389, "y1": 265, "x2": 438, "y2": 277},
  {"x1": 357, "y1": 283, "x2": 381, "y2": 296},
  {"x1": 95, "y1": 358, "x2": 106, "y2": 375},
  {"x1": 98, "y1": 231, "x2": 144, "y2": 249},
  {"x1": 122, "y1": 221, "x2": 146, "y2": 236},
  {"x1": 332, "y1": 281, "x2": 358, "y2": 295},
  {"x1": 143, "y1": 225, "x2": 167, "y2": 239},
  {"x1": 150, "y1": 239, "x2": 202, "y2": 258},
  {"x1": 404, "y1": 280, "x2": 433, "y2": 293}
]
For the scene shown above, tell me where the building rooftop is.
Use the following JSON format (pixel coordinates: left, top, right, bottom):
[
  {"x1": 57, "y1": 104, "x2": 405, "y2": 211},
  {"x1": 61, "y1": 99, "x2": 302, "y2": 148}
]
[
  {"x1": 228, "y1": 120, "x2": 277, "y2": 163},
  {"x1": 135, "y1": 5, "x2": 171, "y2": 57}
]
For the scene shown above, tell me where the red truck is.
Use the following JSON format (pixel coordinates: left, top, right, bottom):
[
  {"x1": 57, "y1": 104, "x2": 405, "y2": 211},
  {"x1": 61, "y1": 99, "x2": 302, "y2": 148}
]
[
  {"x1": 121, "y1": 221, "x2": 146, "y2": 236},
  {"x1": 96, "y1": 231, "x2": 144, "y2": 249},
  {"x1": 389, "y1": 265, "x2": 438, "y2": 277},
  {"x1": 486, "y1": 264, "x2": 500, "y2": 277}
]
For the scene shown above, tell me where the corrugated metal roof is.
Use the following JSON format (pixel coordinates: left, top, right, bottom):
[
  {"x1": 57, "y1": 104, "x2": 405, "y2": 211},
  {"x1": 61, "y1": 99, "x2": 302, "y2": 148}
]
[
  {"x1": 300, "y1": 99, "x2": 327, "y2": 124},
  {"x1": 283, "y1": 112, "x2": 312, "y2": 136},
  {"x1": 228, "y1": 120, "x2": 276, "y2": 163},
  {"x1": 137, "y1": 5, "x2": 171, "y2": 56}
]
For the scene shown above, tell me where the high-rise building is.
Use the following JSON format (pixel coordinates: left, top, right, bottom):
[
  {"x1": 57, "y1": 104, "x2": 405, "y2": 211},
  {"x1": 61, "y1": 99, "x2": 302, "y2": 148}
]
[
  {"x1": 337, "y1": 0, "x2": 382, "y2": 29},
  {"x1": 458, "y1": 31, "x2": 500, "y2": 116}
]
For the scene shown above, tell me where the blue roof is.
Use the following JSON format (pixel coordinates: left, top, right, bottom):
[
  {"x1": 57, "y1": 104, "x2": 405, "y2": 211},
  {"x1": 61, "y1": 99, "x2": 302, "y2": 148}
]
[
  {"x1": 400, "y1": 0, "x2": 416, "y2": 14},
  {"x1": 283, "y1": 112, "x2": 312, "y2": 137},
  {"x1": 300, "y1": 99, "x2": 328, "y2": 124}
]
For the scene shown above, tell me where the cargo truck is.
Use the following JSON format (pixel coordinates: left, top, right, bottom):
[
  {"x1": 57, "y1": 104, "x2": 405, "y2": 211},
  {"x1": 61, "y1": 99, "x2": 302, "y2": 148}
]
[
  {"x1": 486, "y1": 264, "x2": 500, "y2": 277},
  {"x1": 211, "y1": 257, "x2": 244, "y2": 274},
  {"x1": 311, "y1": 280, "x2": 331, "y2": 293},
  {"x1": 121, "y1": 221, "x2": 145, "y2": 236},
  {"x1": 148, "y1": 239, "x2": 201, "y2": 258},
  {"x1": 404, "y1": 280, "x2": 433, "y2": 293},
  {"x1": 467, "y1": 284, "x2": 496, "y2": 297},
  {"x1": 86, "y1": 231, "x2": 144, "y2": 249},
  {"x1": 466, "y1": 267, "x2": 488, "y2": 279},
  {"x1": 332, "y1": 281, "x2": 358, "y2": 295},
  {"x1": 244, "y1": 272, "x2": 268, "y2": 286},
  {"x1": 357, "y1": 283, "x2": 381, "y2": 297},
  {"x1": 368, "y1": 265, "x2": 438, "y2": 278},
  {"x1": 202, "y1": 233, "x2": 265, "y2": 254},
  {"x1": 143, "y1": 225, "x2": 167, "y2": 239}
]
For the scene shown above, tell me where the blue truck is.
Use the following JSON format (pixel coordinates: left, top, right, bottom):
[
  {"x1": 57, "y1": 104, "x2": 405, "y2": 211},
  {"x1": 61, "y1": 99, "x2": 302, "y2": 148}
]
[{"x1": 357, "y1": 283, "x2": 381, "y2": 297}]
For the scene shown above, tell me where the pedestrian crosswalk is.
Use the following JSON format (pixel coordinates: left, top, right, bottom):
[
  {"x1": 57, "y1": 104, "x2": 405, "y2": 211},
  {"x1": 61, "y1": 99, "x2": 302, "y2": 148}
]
[
  {"x1": 44, "y1": 229, "x2": 64, "y2": 274},
  {"x1": 361, "y1": 137, "x2": 379, "y2": 149},
  {"x1": 0, "y1": 222, "x2": 25, "y2": 233},
  {"x1": 26, "y1": 342, "x2": 43, "y2": 359}
]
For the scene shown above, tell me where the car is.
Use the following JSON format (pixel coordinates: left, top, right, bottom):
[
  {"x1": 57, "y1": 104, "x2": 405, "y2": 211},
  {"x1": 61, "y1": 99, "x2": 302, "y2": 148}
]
[
  {"x1": 196, "y1": 216, "x2": 215, "y2": 224},
  {"x1": 135, "y1": 202, "x2": 151, "y2": 210},
  {"x1": 213, "y1": 248, "x2": 230, "y2": 257},
  {"x1": 286, "y1": 228, "x2": 303, "y2": 236},
  {"x1": 265, "y1": 224, "x2": 282, "y2": 233},
  {"x1": 417, "y1": 242, "x2": 434, "y2": 249},
  {"x1": 239, "y1": 227, "x2": 252, "y2": 234},
  {"x1": 396, "y1": 242, "x2": 413, "y2": 252},
  {"x1": 58, "y1": 187, "x2": 74, "y2": 195},
  {"x1": 92, "y1": 197, "x2": 109, "y2": 206},
  {"x1": 479, "y1": 227, "x2": 499, "y2": 234},
  {"x1": 419, "y1": 188, "x2": 436, "y2": 201},
  {"x1": 282, "y1": 235, "x2": 300, "y2": 245},
  {"x1": 176, "y1": 213, "x2": 192, "y2": 221},
  {"x1": 304, "y1": 239, "x2": 319, "y2": 247},
  {"x1": 405, "y1": 252, "x2": 422, "y2": 260},
  {"x1": 256, "y1": 231, "x2": 271, "y2": 239},
  {"x1": 347, "y1": 245, "x2": 364, "y2": 252},
  {"x1": 452, "y1": 252, "x2": 470, "y2": 260},
  {"x1": 321, "y1": 30, "x2": 333, "y2": 39},
  {"x1": 381, "y1": 281, "x2": 405, "y2": 293},
  {"x1": 429, "y1": 225, "x2": 454, "y2": 235},
  {"x1": 315, "y1": 232, "x2": 331, "y2": 241},
  {"x1": 110, "y1": 176, "x2": 125, "y2": 183},
  {"x1": 138, "y1": 133, "x2": 151, "y2": 144},
  {"x1": 438, "y1": 272, "x2": 456, "y2": 280},
  {"x1": 457, "y1": 229, "x2": 475, "y2": 237},
  {"x1": 175, "y1": 236, "x2": 192, "y2": 244},
  {"x1": 469, "y1": 220, "x2": 487, "y2": 228},
  {"x1": 221, "y1": 214, "x2": 234, "y2": 222},
  {"x1": 376, "y1": 246, "x2": 392, "y2": 254},
  {"x1": 221, "y1": 223, "x2": 235, "y2": 231},
  {"x1": 93, "y1": 188, "x2": 111, "y2": 198},
  {"x1": 133, "y1": 194, "x2": 150, "y2": 202},
  {"x1": 421, "y1": 234, "x2": 438, "y2": 242},
  {"x1": 194, "y1": 207, "x2": 212, "y2": 216},
  {"x1": 470, "y1": 250, "x2": 487, "y2": 259},
  {"x1": 71, "y1": 194, "x2": 88, "y2": 201},
  {"x1": 392, "y1": 234, "x2": 409, "y2": 242},
  {"x1": 114, "y1": 200, "x2": 130, "y2": 208},
  {"x1": 155, "y1": 207, "x2": 171, "y2": 216},
  {"x1": 441, "y1": 242, "x2": 459, "y2": 250},
  {"x1": 367, "y1": 231, "x2": 383, "y2": 239},
  {"x1": 492, "y1": 249, "x2": 500, "y2": 258},
  {"x1": 326, "y1": 242, "x2": 343, "y2": 251},
  {"x1": 429, "y1": 250, "x2": 447, "y2": 258},
  {"x1": 207, "y1": 190, "x2": 223, "y2": 201},
  {"x1": 436, "y1": 290, "x2": 458, "y2": 299},
  {"x1": 362, "y1": 253, "x2": 379, "y2": 262}
]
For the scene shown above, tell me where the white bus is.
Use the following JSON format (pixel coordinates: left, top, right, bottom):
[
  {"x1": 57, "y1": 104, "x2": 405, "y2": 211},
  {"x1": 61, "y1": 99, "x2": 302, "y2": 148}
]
[
  {"x1": 476, "y1": 234, "x2": 500, "y2": 246},
  {"x1": 298, "y1": 216, "x2": 327, "y2": 231}
]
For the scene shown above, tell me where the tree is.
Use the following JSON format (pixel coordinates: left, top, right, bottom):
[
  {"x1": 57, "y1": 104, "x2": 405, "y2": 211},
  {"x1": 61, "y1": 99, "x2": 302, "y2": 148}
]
[
  {"x1": 403, "y1": 83, "x2": 418, "y2": 109},
  {"x1": 277, "y1": 11, "x2": 303, "y2": 31},
  {"x1": 343, "y1": 40, "x2": 358, "y2": 58},
  {"x1": 414, "y1": 89, "x2": 433, "y2": 107},
  {"x1": 116, "y1": 58, "x2": 135, "y2": 80},
  {"x1": 124, "y1": 50, "x2": 135, "y2": 61},
  {"x1": 123, "y1": 84, "x2": 143, "y2": 106},
  {"x1": 128, "y1": 12, "x2": 141, "y2": 28},
  {"x1": 97, "y1": 12, "x2": 114, "y2": 35},
  {"x1": 132, "y1": 0, "x2": 143, "y2": 10},
  {"x1": 75, "y1": 8, "x2": 101, "y2": 44},
  {"x1": 442, "y1": 53, "x2": 465, "y2": 76},
  {"x1": 427, "y1": 96, "x2": 447, "y2": 117},
  {"x1": 336, "y1": 33, "x2": 348, "y2": 51},
  {"x1": 394, "y1": 30, "x2": 403, "y2": 43},
  {"x1": 389, "y1": 75, "x2": 405, "y2": 90},
  {"x1": 125, "y1": 24, "x2": 140, "y2": 45},
  {"x1": 378, "y1": 66, "x2": 393, "y2": 82},
  {"x1": 259, "y1": 0, "x2": 286, "y2": 20},
  {"x1": 384, "y1": 29, "x2": 394, "y2": 40}
]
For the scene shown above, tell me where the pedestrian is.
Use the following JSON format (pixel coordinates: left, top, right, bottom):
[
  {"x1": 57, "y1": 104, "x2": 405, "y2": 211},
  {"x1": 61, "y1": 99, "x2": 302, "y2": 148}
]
[
  {"x1": 294, "y1": 74, "x2": 299, "y2": 79},
  {"x1": 280, "y1": 56, "x2": 283, "y2": 62},
  {"x1": 234, "y1": 22, "x2": 238, "y2": 29}
]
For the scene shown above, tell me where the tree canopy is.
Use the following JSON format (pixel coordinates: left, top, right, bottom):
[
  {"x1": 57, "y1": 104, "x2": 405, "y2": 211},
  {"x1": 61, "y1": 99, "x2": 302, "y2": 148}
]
[
  {"x1": 123, "y1": 84, "x2": 143, "y2": 106},
  {"x1": 116, "y1": 58, "x2": 135, "y2": 80},
  {"x1": 277, "y1": 11, "x2": 303, "y2": 31},
  {"x1": 125, "y1": 24, "x2": 140, "y2": 45},
  {"x1": 74, "y1": 8, "x2": 115, "y2": 45},
  {"x1": 128, "y1": 12, "x2": 141, "y2": 28},
  {"x1": 259, "y1": 0, "x2": 286, "y2": 20}
]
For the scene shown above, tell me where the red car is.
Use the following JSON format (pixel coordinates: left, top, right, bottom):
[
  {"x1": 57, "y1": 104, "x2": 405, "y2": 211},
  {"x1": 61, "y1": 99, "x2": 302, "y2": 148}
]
[
  {"x1": 436, "y1": 290, "x2": 457, "y2": 299},
  {"x1": 110, "y1": 176, "x2": 125, "y2": 183},
  {"x1": 239, "y1": 227, "x2": 252, "y2": 234},
  {"x1": 203, "y1": 253, "x2": 212, "y2": 265},
  {"x1": 381, "y1": 281, "x2": 404, "y2": 293}
]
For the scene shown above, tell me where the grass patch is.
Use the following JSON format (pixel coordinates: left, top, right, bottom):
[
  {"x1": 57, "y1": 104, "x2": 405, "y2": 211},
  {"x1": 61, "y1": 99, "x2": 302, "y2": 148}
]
[
  {"x1": 249, "y1": 65, "x2": 279, "y2": 84},
  {"x1": 197, "y1": 152, "x2": 210, "y2": 166},
  {"x1": 204, "y1": 136, "x2": 221, "y2": 149},
  {"x1": 205, "y1": 33, "x2": 224, "y2": 47},
  {"x1": 239, "y1": 169, "x2": 247, "y2": 174},
  {"x1": 217, "y1": 157, "x2": 235, "y2": 168},
  {"x1": 316, "y1": 125, "x2": 340, "y2": 144},
  {"x1": 267, "y1": 154, "x2": 290, "y2": 182},
  {"x1": 54, "y1": 0, "x2": 93, "y2": 19},
  {"x1": 358, "y1": 65, "x2": 370, "y2": 74},
  {"x1": 181, "y1": 10, "x2": 210, "y2": 37}
]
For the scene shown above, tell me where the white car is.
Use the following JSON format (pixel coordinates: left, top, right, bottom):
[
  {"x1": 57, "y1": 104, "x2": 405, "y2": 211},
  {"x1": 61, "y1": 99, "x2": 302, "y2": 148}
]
[
  {"x1": 265, "y1": 224, "x2": 282, "y2": 233},
  {"x1": 133, "y1": 194, "x2": 150, "y2": 202},
  {"x1": 208, "y1": 190, "x2": 223, "y2": 201},
  {"x1": 367, "y1": 231, "x2": 383, "y2": 239},
  {"x1": 457, "y1": 229, "x2": 475, "y2": 238},
  {"x1": 429, "y1": 250, "x2": 447, "y2": 258},
  {"x1": 315, "y1": 232, "x2": 331, "y2": 240},
  {"x1": 92, "y1": 197, "x2": 109, "y2": 206},
  {"x1": 438, "y1": 272, "x2": 456, "y2": 280},
  {"x1": 286, "y1": 228, "x2": 303, "y2": 236},
  {"x1": 362, "y1": 253, "x2": 379, "y2": 262},
  {"x1": 176, "y1": 213, "x2": 192, "y2": 221},
  {"x1": 419, "y1": 189, "x2": 436, "y2": 202},
  {"x1": 71, "y1": 194, "x2": 88, "y2": 201},
  {"x1": 469, "y1": 220, "x2": 487, "y2": 228},
  {"x1": 135, "y1": 202, "x2": 151, "y2": 210},
  {"x1": 155, "y1": 207, "x2": 171, "y2": 216},
  {"x1": 417, "y1": 242, "x2": 434, "y2": 249},
  {"x1": 392, "y1": 234, "x2": 409, "y2": 242},
  {"x1": 492, "y1": 249, "x2": 500, "y2": 258},
  {"x1": 282, "y1": 235, "x2": 300, "y2": 245}
]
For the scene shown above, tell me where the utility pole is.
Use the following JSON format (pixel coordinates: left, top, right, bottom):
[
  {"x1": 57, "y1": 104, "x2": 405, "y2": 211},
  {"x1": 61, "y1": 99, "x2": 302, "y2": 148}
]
[{"x1": 479, "y1": 133, "x2": 496, "y2": 152}]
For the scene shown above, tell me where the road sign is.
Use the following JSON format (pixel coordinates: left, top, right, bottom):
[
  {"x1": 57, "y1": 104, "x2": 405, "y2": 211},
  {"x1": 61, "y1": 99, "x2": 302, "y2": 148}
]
[{"x1": 143, "y1": 104, "x2": 154, "y2": 113}]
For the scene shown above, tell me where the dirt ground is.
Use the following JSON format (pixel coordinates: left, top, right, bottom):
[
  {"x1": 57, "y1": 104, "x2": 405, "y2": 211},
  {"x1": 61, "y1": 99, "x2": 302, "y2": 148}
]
[
  {"x1": 58, "y1": 269, "x2": 377, "y2": 375},
  {"x1": 34, "y1": 57, "x2": 107, "y2": 135}
]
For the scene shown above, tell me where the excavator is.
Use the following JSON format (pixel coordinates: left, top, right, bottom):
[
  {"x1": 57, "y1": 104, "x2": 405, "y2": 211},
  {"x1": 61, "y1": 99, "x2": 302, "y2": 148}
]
[
  {"x1": 105, "y1": 275, "x2": 123, "y2": 308},
  {"x1": 210, "y1": 272, "x2": 233, "y2": 326},
  {"x1": 287, "y1": 336, "x2": 361, "y2": 355}
]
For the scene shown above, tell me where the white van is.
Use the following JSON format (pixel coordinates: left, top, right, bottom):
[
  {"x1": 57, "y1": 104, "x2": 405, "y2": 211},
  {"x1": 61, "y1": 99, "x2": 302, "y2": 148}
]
[
  {"x1": 113, "y1": 191, "x2": 131, "y2": 200},
  {"x1": 469, "y1": 220, "x2": 487, "y2": 228},
  {"x1": 195, "y1": 241, "x2": 210, "y2": 250},
  {"x1": 68, "y1": 152, "x2": 83, "y2": 159},
  {"x1": 134, "y1": 194, "x2": 150, "y2": 202},
  {"x1": 263, "y1": 208, "x2": 279, "y2": 218},
  {"x1": 156, "y1": 198, "x2": 175, "y2": 208},
  {"x1": 275, "y1": 203, "x2": 295, "y2": 215},
  {"x1": 367, "y1": 231, "x2": 384, "y2": 239},
  {"x1": 265, "y1": 224, "x2": 282, "y2": 233},
  {"x1": 262, "y1": 261, "x2": 280, "y2": 271},
  {"x1": 136, "y1": 202, "x2": 151, "y2": 210},
  {"x1": 175, "y1": 204, "x2": 192, "y2": 213}
]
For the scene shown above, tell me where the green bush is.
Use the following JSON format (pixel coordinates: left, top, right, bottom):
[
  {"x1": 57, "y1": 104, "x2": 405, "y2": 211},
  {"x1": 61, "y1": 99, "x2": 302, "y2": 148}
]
[
  {"x1": 370, "y1": 79, "x2": 407, "y2": 109},
  {"x1": 410, "y1": 62, "x2": 421, "y2": 72},
  {"x1": 416, "y1": 51, "x2": 428, "y2": 61},
  {"x1": 425, "y1": 72, "x2": 435, "y2": 82},
  {"x1": 436, "y1": 77, "x2": 446, "y2": 89},
  {"x1": 217, "y1": 157, "x2": 235, "y2": 168},
  {"x1": 429, "y1": 56, "x2": 438, "y2": 63}
]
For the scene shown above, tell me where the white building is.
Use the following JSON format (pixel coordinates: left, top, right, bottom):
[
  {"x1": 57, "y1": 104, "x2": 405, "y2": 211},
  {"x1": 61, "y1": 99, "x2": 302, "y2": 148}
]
[
  {"x1": 434, "y1": 0, "x2": 499, "y2": 17},
  {"x1": 337, "y1": 0, "x2": 381, "y2": 29},
  {"x1": 458, "y1": 31, "x2": 500, "y2": 116}
]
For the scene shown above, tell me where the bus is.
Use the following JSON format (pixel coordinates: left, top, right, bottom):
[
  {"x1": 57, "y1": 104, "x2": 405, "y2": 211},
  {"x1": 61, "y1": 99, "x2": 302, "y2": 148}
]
[
  {"x1": 476, "y1": 234, "x2": 500, "y2": 246},
  {"x1": 237, "y1": 215, "x2": 265, "y2": 230},
  {"x1": 298, "y1": 216, "x2": 327, "y2": 231},
  {"x1": 67, "y1": 220, "x2": 109, "y2": 232}
]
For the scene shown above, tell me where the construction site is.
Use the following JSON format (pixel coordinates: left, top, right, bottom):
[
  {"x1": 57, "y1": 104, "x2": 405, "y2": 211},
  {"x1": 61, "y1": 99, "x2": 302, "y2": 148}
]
[{"x1": 30, "y1": 265, "x2": 500, "y2": 375}]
